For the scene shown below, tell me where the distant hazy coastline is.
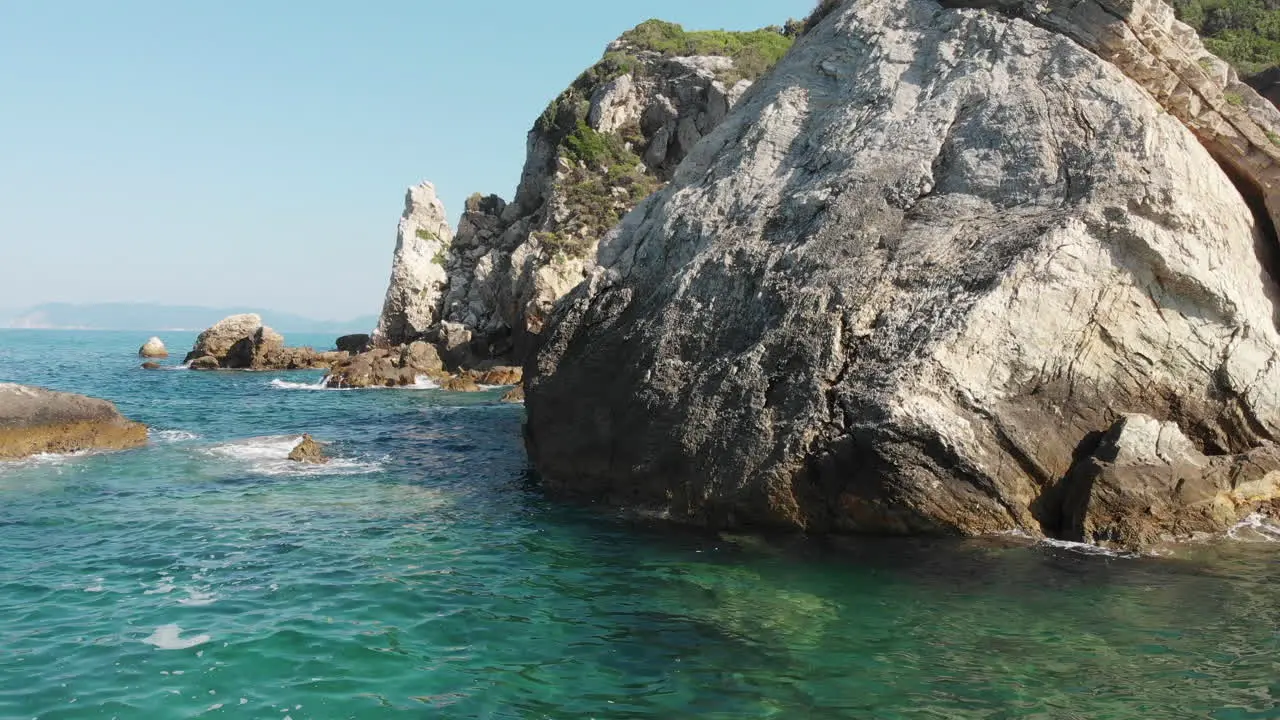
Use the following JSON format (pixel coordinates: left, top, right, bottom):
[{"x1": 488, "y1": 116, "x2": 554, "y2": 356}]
[{"x1": 3, "y1": 303, "x2": 376, "y2": 334}]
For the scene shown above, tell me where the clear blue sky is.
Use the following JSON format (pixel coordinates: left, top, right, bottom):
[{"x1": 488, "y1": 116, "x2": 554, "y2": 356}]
[{"x1": 0, "y1": 0, "x2": 813, "y2": 321}]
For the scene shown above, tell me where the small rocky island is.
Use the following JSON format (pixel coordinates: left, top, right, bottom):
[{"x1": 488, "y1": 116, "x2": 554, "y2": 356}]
[
  {"x1": 0, "y1": 384, "x2": 147, "y2": 459},
  {"x1": 184, "y1": 314, "x2": 347, "y2": 370}
]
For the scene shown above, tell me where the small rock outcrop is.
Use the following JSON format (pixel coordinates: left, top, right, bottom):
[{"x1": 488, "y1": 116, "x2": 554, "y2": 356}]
[
  {"x1": 141, "y1": 362, "x2": 162, "y2": 370},
  {"x1": 287, "y1": 434, "x2": 328, "y2": 464},
  {"x1": 184, "y1": 314, "x2": 346, "y2": 371},
  {"x1": 323, "y1": 342, "x2": 445, "y2": 388},
  {"x1": 138, "y1": 337, "x2": 168, "y2": 358},
  {"x1": 371, "y1": 183, "x2": 454, "y2": 347},
  {"x1": 525, "y1": 0, "x2": 1280, "y2": 544},
  {"x1": 1061, "y1": 415, "x2": 1280, "y2": 549},
  {"x1": 0, "y1": 384, "x2": 147, "y2": 459},
  {"x1": 336, "y1": 334, "x2": 372, "y2": 355},
  {"x1": 501, "y1": 385, "x2": 525, "y2": 403}
]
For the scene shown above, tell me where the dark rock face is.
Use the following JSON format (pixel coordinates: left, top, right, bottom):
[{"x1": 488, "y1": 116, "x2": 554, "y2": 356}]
[
  {"x1": 287, "y1": 434, "x2": 328, "y2": 464},
  {"x1": 0, "y1": 384, "x2": 148, "y2": 459},
  {"x1": 336, "y1": 334, "x2": 372, "y2": 355}
]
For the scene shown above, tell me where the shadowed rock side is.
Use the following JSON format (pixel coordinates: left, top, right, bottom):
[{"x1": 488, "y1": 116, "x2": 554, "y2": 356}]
[
  {"x1": 0, "y1": 384, "x2": 147, "y2": 459},
  {"x1": 525, "y1": 0, "x2": 1280, "y2": 549},
  {"x1": 183, "y1": 314, "x2": 347, "y2": 370}
]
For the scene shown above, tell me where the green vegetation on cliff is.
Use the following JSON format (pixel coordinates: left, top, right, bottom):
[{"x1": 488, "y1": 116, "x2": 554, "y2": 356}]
[
  {"x1": 1172, "y1": 0, "x2": 1280, "y2": 74},
  {"x1": 536, "y1": 20, "x2": 792, "y2": 137},
  {"x1": 618, "y1": 20, "x2": 793, "y2": 82},
  {"x1": 528, "y1": 19, "x2": 796, "y2": 260}
]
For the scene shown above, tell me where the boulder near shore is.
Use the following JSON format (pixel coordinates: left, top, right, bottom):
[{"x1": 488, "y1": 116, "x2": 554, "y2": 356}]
[
  {"x1": 183, "y1": 314, "x2": 348, "y2": 371},
  {"x1": 0, "y1": 384, "x2": 147, "y2": 460}
]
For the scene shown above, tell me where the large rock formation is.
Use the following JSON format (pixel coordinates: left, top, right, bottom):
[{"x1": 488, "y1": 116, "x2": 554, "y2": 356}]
[
  {"x1": 525, "y1": 0, "x2": 1280, "y2": 548},
  {"x1": 184, "y1": 314, "x2": 346, "y2": 370},
  {"x1": 0, "y1": 384, "x2": 148, "y2": 459},
  {"x1": 372, "y1": 183, "x2": 454, "y2": 347},
  {"x1": 431, "y1": 21, "x2": 793, "y2": 363}
]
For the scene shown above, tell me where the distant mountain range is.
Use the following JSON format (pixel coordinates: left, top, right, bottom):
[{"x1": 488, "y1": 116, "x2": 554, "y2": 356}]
[{"x1": 3, "y1": 303, "x2": 378, "y2": 335}]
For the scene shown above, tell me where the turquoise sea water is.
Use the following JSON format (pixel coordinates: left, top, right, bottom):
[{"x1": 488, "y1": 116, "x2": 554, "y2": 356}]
[{"x1": 0, "y1": 330, "x2": 1277, "y2": 719}]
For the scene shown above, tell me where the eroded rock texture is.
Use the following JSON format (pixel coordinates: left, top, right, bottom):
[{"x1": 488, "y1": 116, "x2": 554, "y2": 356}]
[{"x1": 525, "y1": 0, "x2": 1280, "y2": 547}]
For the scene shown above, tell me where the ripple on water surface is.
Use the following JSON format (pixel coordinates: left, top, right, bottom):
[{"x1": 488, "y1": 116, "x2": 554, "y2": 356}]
[{"x1": 0, "y1": 329, "x2": 1278, "y2": 718}]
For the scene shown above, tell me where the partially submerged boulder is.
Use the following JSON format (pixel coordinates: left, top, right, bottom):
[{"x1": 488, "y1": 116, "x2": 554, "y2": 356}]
[
  {"x1": 1061, "y1": 415, "x2": 1280, "y2": 549},
  {"x1": 141, "y1": 362, "x2": 162, "y2": 370},
  {"x1": 0, "y1": 384, "x2": 147, "y2": 459},
  {"x1": 501, "y1": 385, "x2": 525, "y2": 403},
  {"x1": 184, "y1": 314, "x2": 345, "y2": 371},
  {"x1": 287, "y1": 434, "x2": 328, "y2": 464},
  {"x1": 525, "y1": 0, "x2": 1280, "y2": 542},
  {"x1": 138, "y1": 337, "x2": 168, "y2": 358}
]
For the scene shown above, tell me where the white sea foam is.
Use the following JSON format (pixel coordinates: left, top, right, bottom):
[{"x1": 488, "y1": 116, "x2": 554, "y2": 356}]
[
  {"x1": 151, "y1": 429, "x2": 199, "y2": 443},
  {"x1": 84, "y1": 579, "x2": 105, "y2": 593},
  {"x1": 1227, "y1": 513, "x2": 1280, "y2": 542},
  {"x1": 1036, "y1": 537, "x2": 1142, "y2": 559},
  {"x1": 145, "y1": 576, "x2": 176, "y2": 595},
  {"x1": 142, "y1": 624, "x2": 210, "y2": 650},
  {"x1": 271, "y1": 375, "x2": 439, "y2": 391},
  {"x1": 996, "y1": 529, "x2": 1142, "y2": 558},
  {"x1": 268, "y1": 378, "x2": 327, "y2": 391},
  {"x1": 178, "y1": 589, "x2": 217, "y2": 606},
  {"x1": 201, "y1": 435, "x2": 383, "y2": 476}
]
